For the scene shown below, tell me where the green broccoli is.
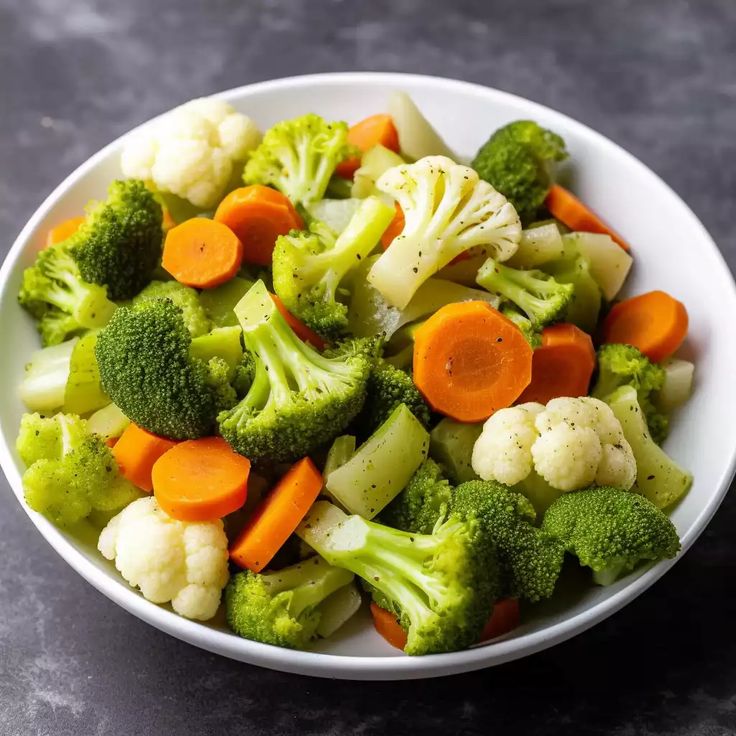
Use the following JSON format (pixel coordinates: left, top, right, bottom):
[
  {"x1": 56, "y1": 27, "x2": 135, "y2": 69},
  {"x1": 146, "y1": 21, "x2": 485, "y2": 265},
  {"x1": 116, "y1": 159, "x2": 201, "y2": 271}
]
[
  {"x1": 381, "y1": 459, "x2": 452, "y2": 535},
  {"x1": 133, "y1": 280, "x2": 211, "y2": 337},
  {"x1": 500, "y1": 304, "x2": 542, "y2": 348},
  {"x1": 297, "y1": 500, "x2": 499, "y2": 655},
  {"x1": 592, "y1": 343, "x2": 668, "y2": 443},
  {"x1": 471, "y1": 120, "x2": 568, "y2": 224},
  {"x1": 542, "y1": 487, "x2": 681, "y2": 585},
  {"x1": 352, "y1": 360, "x2": 431, "y2": 437},
  {"x1": 272, "y1": 197, "x2": 395, "y2": 338},
  {"x1": 225, "y1": 556, "x2": 355, "y2": 649},
  {"x1": 476, "y1": 258, "x2": 573, "y2": 329},
  {"x1": 243, "y1": 113, "x2": 350, "y2": 206},
  {"x1": 452, "y1": 480, "x2": 564, "y2": 602},
  {"x1": 95, "y1": 298, "x2": 240, "y2": 439},
  {"x1": 218, "y1": 281, "x2": 375, "y2": 463},
  {"x1": 16, "y1": 412, "x2": 140, "y2": 527}
]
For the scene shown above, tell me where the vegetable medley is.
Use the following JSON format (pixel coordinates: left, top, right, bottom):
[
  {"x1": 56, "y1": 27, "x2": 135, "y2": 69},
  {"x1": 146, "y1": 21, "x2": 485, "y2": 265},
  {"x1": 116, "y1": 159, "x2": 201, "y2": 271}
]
[{"x1": 15, "y1": 92, "x2": 694, "y2": 655}]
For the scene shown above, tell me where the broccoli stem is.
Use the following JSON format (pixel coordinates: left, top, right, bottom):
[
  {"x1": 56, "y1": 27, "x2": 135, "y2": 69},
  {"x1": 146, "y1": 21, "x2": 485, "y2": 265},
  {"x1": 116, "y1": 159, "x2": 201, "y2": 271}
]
[{"x1": 19, "y1": 338, "x2": 77, "y2": 413}]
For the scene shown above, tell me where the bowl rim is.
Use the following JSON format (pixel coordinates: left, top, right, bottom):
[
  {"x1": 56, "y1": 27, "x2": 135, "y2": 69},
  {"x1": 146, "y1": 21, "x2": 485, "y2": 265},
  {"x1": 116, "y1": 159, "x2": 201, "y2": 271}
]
[{"x1": 1, "y1": 71, "x2": 735, "y2": 680}]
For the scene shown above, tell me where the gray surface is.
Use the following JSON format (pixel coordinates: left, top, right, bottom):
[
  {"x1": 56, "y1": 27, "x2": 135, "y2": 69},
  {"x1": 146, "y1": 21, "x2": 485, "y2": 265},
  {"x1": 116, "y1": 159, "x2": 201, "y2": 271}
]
[{"x1": 1, "y1": 0, "x2": 735, "y2": 733}]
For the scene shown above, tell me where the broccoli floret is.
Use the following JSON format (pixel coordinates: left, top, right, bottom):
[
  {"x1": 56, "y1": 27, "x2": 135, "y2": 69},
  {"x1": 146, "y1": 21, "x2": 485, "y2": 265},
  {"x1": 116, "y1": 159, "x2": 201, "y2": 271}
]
[
  {"x1": 452, "y1": 480, "x2": 565, "y2": 602},
  {"x1": 18, "y1": 244, "x2": 116, "y2": 346},
  {"x1": 218, "y1": 281, "x2": 374, "y2": 463},
  {"x1": 352, "y1": 360, "x2": 431, "y2": 437},
  {"x1": 95, "y1": 298, "x2": 235, "y2": 439},
  {"x1": 476, "y1": 258, "x2": 573, "y2": 329},
  {"x1": 542, "y1": 487, "x2": 681, "y2": 585},
  {"x1": 298, "y1": 501, "x2": 499, "y2": 655},
  {"x1": 225, "y1": 556, "x2": 355, "y2": 649},
  {"x1": 232, "y1": 350, "x2": 256, "y2": 397},
  {"x1": 381, "y1": 459, "x2": 452, "y2": 535},
  {"x1": 16, "y1": 412, "x2": 140, "y2": 527},
  {"x1": 133, "y1": 280, "x2": 211, "y2": 337},
  {"x1": 500, "y1": 304, "x2": 542, "y2": 348},
  {"x1": 272, "y1": 197, "x2": 394, "y2": 338},
  {"x1": 471, "y1": 120, "x2": 568, "y2": 224},
  {"x1": 592, "y1": 344, "x2": 668, "y2": 443},
  {"x1": 243, "y1": 113, "x2": 350, "y2": 206},
  {"x1": 68, "y1": 180, "x2": 163, "y2": 300}
]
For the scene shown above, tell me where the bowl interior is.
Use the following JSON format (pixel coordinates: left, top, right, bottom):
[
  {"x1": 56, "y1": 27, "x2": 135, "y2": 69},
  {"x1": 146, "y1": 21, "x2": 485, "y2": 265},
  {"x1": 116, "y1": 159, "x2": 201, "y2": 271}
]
[{"x1": 1, "y1": 73, "x2": 735, "y2": 679}]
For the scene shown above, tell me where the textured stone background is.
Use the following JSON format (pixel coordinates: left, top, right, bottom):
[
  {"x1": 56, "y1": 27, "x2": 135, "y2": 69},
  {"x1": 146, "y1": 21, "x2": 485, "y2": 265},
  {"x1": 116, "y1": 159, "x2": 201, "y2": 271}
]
[{"x1": 1, "y1": 1, "x2": 735, "y2": 734}]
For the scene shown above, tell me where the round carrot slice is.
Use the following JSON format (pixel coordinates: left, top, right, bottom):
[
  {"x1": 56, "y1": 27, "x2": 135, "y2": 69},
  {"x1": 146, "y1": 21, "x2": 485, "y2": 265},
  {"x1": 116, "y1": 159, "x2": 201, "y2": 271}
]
[
  {"x1": 479, "y1": 598, "x2": 520, "y2": 642},
  {"x1": 46, "y1": 216, "x2": 85, "y2": 247},
  {"x1": 370, "y1": 603, "x2": 408, "y2": 650}
]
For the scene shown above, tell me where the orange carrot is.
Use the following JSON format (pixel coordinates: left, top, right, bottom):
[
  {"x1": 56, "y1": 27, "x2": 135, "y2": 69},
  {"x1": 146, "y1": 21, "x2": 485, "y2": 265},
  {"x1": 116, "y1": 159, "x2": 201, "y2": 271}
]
[
  {"x1": 162, "y1": 217, "x2": 244, "y2": 288},
  {"x1": 161, "y1": 206, "x2": 176, "y2": 232},
  {"x1": 229, "y1": 457, "x2": 323, "y2": 572},
  {"x1": 105, "y1": 437, "x2": 118, "y2": 449},
  {"x1": 214, "y1": 185, "x2": 303, "y2": 266},
  {"x1": 601, "y1": 290, "x2": 688, "y2": 362},
  {"x1": 413, "y1": 302, "x2": 533, "y2": 422},
  {"x1": 46, "y1": 216, "x2": 85, "y2": 247},
  {"x1": 518, "y1": 323, "x2": 596, "y2": 404},
  {"x1": 370, "y1": 603, "x2": 408, "y2": 650},
  {"x1": 336, "y1": 114, "x2": 401, "y2": 179},
  {"x1": 479, "y1": 598, "x2": 520, "y2": 642},
  {"x1": 545, "y1": 184, "x2": 630, "y2": 251},
  {"x1": 112, "y1": 423, "x2": 178, "y2": 493},
  {"x1": 152, "y1": 436, "x2": 250, "y2": 521},
  {"x1": 380, "y1": 202, "x2": 405, "y2": 250},
  {"x1": 271, "y1": 293, "x2": 327, "y2": 350}
]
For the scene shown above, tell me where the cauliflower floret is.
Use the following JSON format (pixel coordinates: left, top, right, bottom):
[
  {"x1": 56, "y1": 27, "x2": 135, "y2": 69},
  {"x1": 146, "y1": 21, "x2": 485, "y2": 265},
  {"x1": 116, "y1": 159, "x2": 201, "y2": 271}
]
[
  {"x1": 98, "y1": 496, "x2": 229, "y2": 620},
  {"x1": 472, "y1": 396, "x2": 636, "y2": 493},
  {"x1": 121, "y1": 98, "x2": 261, "y2": 209}
]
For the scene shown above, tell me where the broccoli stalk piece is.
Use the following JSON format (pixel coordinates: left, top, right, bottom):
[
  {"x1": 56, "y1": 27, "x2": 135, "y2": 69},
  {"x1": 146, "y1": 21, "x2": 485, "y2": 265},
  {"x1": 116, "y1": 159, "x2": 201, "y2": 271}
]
[
  {"x1": 297, "y1": 501, "x2": 499, "y2": 655},
  {"x1": 367, "y1": 156, "x2": 521, "y2": 310},
  {"x1": 592, "y1": 343, "x2": 668, "y2": 443},
  {"x1": 272, "y1": 196, "x2": 395, "y2": 338},
  {"x1": 19, "y1": 338, "x2": 77, "y2": 413},
  {"x1": 471, "y1": 120, "x2": 568, "y2": 224},
  {"x1": 225, "y1": 556, "x2": 355, "y2": 649},
  {"x1": 452, "y1": 480, "x2": 565, "y2": 602},
  {"x1": 542, "y1": 486, "x2": 681, "y2": 585},
  {"x1": 16, "y1": 412, "x2": 140, "y2": 527},
  {"x1": 217, "y1": 281, "x2": 374, "y2": 463},
  {"x1": 133, "y1": 280, "x2": 211, "y2": 337},
  {"x1": 244, "y1": 113, "x2": 350, "y2": 206}
]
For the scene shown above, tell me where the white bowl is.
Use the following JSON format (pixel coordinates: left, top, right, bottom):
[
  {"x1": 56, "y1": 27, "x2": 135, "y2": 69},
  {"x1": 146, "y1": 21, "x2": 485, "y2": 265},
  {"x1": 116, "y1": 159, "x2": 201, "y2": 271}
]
[{"x1": 1, "y1": 72, "x2": 734, "y2": 680}]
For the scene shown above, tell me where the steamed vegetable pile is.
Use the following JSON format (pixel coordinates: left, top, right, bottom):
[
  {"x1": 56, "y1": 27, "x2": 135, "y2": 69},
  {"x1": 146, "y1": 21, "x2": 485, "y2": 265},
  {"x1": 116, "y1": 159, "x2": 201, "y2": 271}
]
[{"x1": 15, "y1": 93, "x2": 695, "y2": 656}]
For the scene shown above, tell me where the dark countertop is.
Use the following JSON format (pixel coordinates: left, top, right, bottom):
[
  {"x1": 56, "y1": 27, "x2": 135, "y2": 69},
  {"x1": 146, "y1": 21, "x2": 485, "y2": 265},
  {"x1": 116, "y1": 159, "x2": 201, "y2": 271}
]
[{"x1": 1, "y1": 1, "x2": 735, "y2": 734}]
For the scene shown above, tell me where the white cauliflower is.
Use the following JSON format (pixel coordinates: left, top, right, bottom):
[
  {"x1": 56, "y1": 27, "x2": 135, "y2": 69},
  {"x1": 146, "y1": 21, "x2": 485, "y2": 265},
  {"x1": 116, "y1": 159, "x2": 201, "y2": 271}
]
[
  {"x1": 98, "y1": 496, "x2": 229, "y2": 621},
  {"x1": 472, "y1": 397, "x2": 636, "y2": 492},
  {"x1": 121, "y1": 98, "x2": 261, "y2": 209}
]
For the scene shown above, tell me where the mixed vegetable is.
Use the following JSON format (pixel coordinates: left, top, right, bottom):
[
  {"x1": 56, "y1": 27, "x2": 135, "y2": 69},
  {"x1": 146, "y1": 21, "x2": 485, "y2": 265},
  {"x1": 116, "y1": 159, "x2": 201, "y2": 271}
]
[{"x1": 14, "y1": 92, "x2": 695, "y2": 656}]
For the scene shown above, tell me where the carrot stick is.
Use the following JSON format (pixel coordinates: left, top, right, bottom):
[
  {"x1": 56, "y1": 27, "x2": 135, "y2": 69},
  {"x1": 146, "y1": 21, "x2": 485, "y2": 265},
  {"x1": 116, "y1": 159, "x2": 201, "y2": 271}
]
[
  {"x1": 162, "y1": 217, "x2": 244, "y2": 289},
  {"x1": 46, "y1": 216, "x2": 85, "y2": 248},
  {"x1": 229, "y1": 457, "x2": 323, "y2": 572},
  {"x1": 336, "y1": 114, "x2": 400, "y2": 180},
  {"x1": 151, "y1": 436, "x2": 250, "y2": 521},
  {"x1": 370, "y1": 603, "x2": 408, "y2": 650},
  {"x1": 112, "y1": 423, "x2": 178, "y2": 493},
  {"x1": 545, "y1": 184, "x2": 630, "y2": 252},
  {"x1": 479, "y1": 598, "x2": 520, "y2": 642},
  {"x1": 601, "y1": 290, "x2": 688, "y2": 362},
  {"x1": 271, "y1": 293, "x2": 327, "y2": 350},
  {"x1": 518, "y1": 323, "x2": 596, "y2": 404},
  {"x1": 413, "y1": 302, "x2": 533, "y2": 422},
  {"x1": 214, "y1": 185, "x2": 303, "y2": 266},
  {"x1": 380, "y1": 202, "x2": 405, "y2": 250}
]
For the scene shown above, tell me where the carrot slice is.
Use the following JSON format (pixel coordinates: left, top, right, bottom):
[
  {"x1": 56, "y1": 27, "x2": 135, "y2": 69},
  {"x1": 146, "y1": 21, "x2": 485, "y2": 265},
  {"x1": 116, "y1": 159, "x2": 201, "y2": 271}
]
[
  {"x1": 413, "y1": 302, "x2": 533, "y2": 422},
  {"x1": 480, "y1": 598, "x2": 521, "y2": 642},
  {"x1": 545, "y1": 184, "x2": 630, "y2": 252},
  {"x1": 370, "y1": 602, "x2": 408, "y2": 650},
  {"x1": 112, "y1": 423, "x2": 178, "y2": 493},
  {"x1": 336, "y1": 114, "x2": 401, "y2": 180},
  {"x1": 152, "y1": 436, "x2": 250, "y2": 521},
  {"x1": 271, "y1": 293, "x2": 327, "y2": 350},
  {"x1": 518, "y1": 323, "x2": 596, "y2": 404},
  {"x1": 380, "y1": 202, "x2": 405, "y2": 250},
  {"x1": 601, "y1": 290, "x2": 688, "y2": 362},
  {"x1": 214, "y1": 185, "x2": 303, "y2": 266},
  {"x1": 161, "y1": 206, "x2": 177, "y2": 232},
  {"x1": 162, "y1": 217, "x2": 244, "y2": 288},
  {"x1": 229, "y1": 457, "x2": 323, "y2": 572},
  {"x1": 46, "y1": 216, "x2": 85, "y2": 248}
]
